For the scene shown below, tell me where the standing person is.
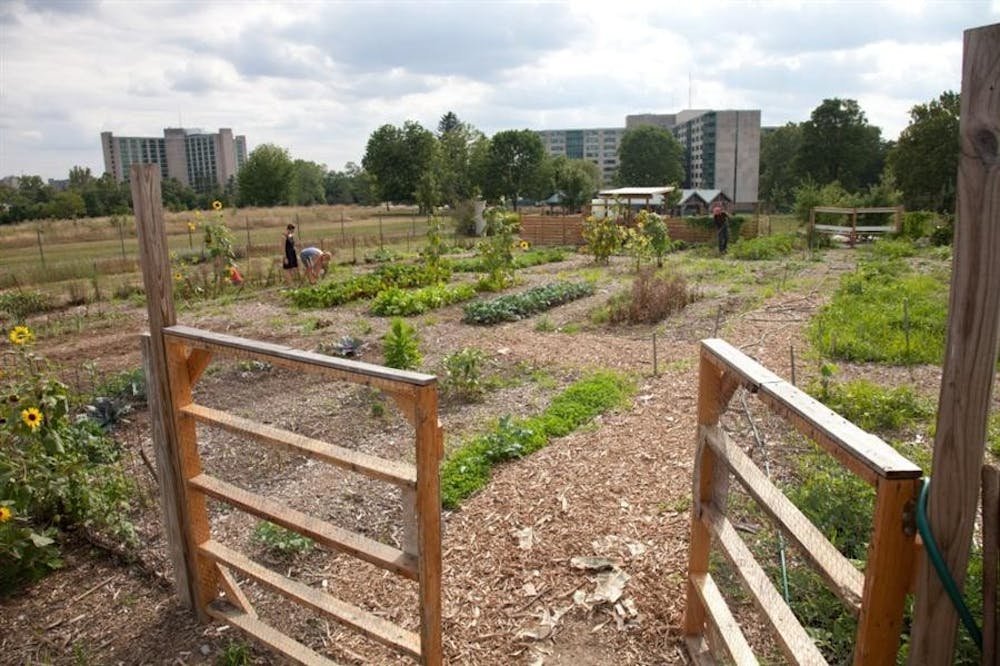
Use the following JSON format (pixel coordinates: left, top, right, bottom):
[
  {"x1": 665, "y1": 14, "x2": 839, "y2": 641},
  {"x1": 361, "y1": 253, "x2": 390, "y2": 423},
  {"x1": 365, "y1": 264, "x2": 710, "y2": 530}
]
[
  {"x1": 282, "y1": 224, "x2": 298, "y2": 284},
  {"x1": 713, "y1": 206, "x2": 730, "y2": 255},
  {"x1": 300, "y1": 247, "x2": 332, "y2": 284}
]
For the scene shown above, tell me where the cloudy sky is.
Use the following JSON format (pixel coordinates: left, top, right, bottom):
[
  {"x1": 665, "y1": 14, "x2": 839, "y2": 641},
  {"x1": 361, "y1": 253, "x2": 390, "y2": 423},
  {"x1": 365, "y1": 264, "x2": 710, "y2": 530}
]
[{"x1": 1, "y1": 0, "x2": 997, "y2": 181}]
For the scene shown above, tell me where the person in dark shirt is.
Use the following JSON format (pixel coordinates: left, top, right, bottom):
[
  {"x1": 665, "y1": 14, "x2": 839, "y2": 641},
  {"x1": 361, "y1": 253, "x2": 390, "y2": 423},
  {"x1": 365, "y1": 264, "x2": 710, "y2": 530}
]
[
  {"x1": 713, "y1": 206, "x2": 730, "y2": 255},
  {"x1": 283, "y1": 224, "x2": 298, "y2": 283}
]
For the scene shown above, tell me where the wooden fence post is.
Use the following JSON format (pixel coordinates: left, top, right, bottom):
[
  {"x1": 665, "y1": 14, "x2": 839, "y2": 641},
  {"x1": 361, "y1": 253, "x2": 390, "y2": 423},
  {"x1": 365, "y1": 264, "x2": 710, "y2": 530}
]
[
  {"x1": 909, "y1": 23, "x2": 1000, "y2": 664},
  {"x1": 36, "y1": 228, "x2": 46, "y2": 269},
  {"x1": 415, "y1": 384, "x2": 443, "y2": 666},
  {"x1": 130, "y1": 164, "x2": 195, "y2": 610}
]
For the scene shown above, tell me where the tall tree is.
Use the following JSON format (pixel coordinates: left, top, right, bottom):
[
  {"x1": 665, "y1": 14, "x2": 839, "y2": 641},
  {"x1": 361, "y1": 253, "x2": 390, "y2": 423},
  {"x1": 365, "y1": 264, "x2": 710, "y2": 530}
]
[
  {"x1": 885, "y1": 91, "x2": 960, "y2": 212},
  {"x1": 67, "y1": 166, "x2": 95, "y2": 191},
  {"x1": 616, "y1": 125, "x2": 684, "y2": 186},
  {"x1": 435, "y1": 112, "x2": 483, "y2": 207},
  {"x1": 758, "y1": 123, "x2": 803, "y2": 212},
  {"x1": 549, "y1": 156, "x2": 601, "y2": 212},
  {"x1": 481, "y1": 129, "x2": 545, "y2": 210},
  {"x1": 362, "y1": 121, "x2": 436, "y2": 206},
  {"x1": 438, "y1": 111, "x2": 461, "y2": 134},
  {"x1": 289, "y1": 159, "x2": 328, "y2": 206},
  {"x1": 796, "y1": 98, "x2": 884, "y2": 192},
  {"x1": 237, "y1": 143, "x2": 295, "y2": 206}
]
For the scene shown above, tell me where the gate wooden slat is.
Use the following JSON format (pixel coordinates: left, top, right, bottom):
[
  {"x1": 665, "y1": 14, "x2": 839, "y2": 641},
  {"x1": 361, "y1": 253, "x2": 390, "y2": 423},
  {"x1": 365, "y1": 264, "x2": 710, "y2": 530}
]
[
  {"x1": 181, "y1": 403, "x2": 417, "y2": 489},
  {"x1": 206, "y1": 604, "x2": 343, "y2": 666},
  {"x1": 189, "y1": 474, "x2": 419, "y2": 580},
  {"x1": 701, "y1": 425, "x2": 864, "y2": 613},
  {"x1": 200, "y1": 540, "x2": 421, "y2": 658},
  {"x1": 703, "y1": 505, "x2": 829, "y2": 666},
  {"x1": 689, "y1": 573, "x2": 758, "y2": 665}
]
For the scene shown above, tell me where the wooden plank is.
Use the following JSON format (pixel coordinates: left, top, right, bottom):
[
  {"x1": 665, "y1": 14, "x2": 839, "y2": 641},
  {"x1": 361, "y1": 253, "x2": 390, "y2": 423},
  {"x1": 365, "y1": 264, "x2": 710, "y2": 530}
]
[
  {"x1": 854, "y1": 477, "x2": 921, "y2": 664},
  {"x1": 140, "y1": 335, "x2": 192, "y2": 609},
  {"x1": 180, "y1": 403, "x2": 417, "y2": 489},
  {"x1": 982, "y1": 466, "x2": 999, "y2": 666},
  {"x1": 189, "y1": 474, "x2": 418, "y2": 580},
  {"x1": 685, "y1": 635, "x2": 718, "y2": 666},
  {"x1": 910, "y1": 23, "x2": 1000, "y2": 665},
  {"x1": 200, "y1": 540, "x2": 421, "y2": 659},
  {"x1": 703, "y1": 505, "x2": 828, "y2": 665},
  {"x1": 206, "y1": 603, "x2": 342, "y2": 666},
  {"x1": 164, "y1": 325, "x2": 434, "y2": 395},
  {"x1": 701, "y1": 425, "x2": 864, "y2": 613},
  {"x1": 689, "y1": 573, "x2": 759, "y2": 665},
  {"x1": 186, "y1": 348, "x2": 212, "y2": 386},
  {"x1": 415, "y1": 385, "x2": 443, "y2": 666},
  {"x1": 215, "y1": 562, "x2": 257, "y2": 618},
  {"x1": 702, "y1": 339, "x2": 922, "y2": 482},
  {"x1": 684, "y1": 353, "x2": 728, "y2": 637},
  {"x1": 813, "y1": 206, "x2": 900, "y2": 215}
]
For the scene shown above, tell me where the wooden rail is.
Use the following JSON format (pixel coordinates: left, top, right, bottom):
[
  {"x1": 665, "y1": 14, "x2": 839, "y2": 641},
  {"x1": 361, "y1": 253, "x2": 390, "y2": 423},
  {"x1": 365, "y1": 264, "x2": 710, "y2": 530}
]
[
  {"x1": 809, "y1": 206, "x2": 902, "y2": 247},
  {"x1": 684, "y1": 339, "x2": 922, "y2": 665},
  {"x1": 132, "y1": 163, "x2": 443, "y2": 665}
]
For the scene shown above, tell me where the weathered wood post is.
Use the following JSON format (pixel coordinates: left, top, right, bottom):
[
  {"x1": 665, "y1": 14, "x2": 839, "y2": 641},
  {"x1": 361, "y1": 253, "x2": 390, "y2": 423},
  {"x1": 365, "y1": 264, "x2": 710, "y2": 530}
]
[
  {"x1": 909, "y1": 23, "x2": 1000, "y2": 664},
  {"x1": 131, "y1": 164, "x2": 216, "y2": 618}
]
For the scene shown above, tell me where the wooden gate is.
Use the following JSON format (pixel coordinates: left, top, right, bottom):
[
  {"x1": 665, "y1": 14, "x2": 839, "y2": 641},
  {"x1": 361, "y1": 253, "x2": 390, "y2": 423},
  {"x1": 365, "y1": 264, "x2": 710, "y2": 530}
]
[
  {"x1": 684, "y1": 339, "x2": 922, "y2": 665},
  {"x1": 131, "y1": 165, "x2": 443, "y2": 665}
]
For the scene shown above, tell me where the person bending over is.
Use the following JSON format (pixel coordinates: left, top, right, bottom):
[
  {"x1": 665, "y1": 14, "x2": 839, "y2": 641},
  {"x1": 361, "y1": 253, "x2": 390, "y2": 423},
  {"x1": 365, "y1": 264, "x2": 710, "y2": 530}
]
[{"x1": 300, "y1": 247, "x2": 332, "y2": 284}]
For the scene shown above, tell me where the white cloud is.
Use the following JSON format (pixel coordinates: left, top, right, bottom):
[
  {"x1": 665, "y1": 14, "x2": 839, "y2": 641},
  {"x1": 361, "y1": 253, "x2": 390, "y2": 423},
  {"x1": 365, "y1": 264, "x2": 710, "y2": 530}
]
[{"x1": 0, "y1": 0, "x2": 996, "y2": 179}]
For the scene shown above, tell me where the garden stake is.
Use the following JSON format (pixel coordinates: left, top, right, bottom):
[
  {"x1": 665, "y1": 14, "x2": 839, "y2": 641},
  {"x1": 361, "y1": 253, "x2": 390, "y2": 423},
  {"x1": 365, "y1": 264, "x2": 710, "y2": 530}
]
[
  {"x1": 36, "y1": 228, "x2": 47, "y2": 269},
  {"x1": 713, "y1": 305, "x2": 722, "y2": 337},
  {"x1": 903, "y1": 297, "x2": 911, "y2": 366},
  {"x1": 117, "y1": 218, "x2": 127, "y2": 260},
  {"x1": 340, "y1": 210, "x2": 346, "y2": 241},
  {"x1": 790, "y1": 345, "x2": 797, "y2": 386},
  {"x1": 245, "y1": 219, "x2": 251, "y2": 261},
  {"x1": 378, "y1": 215, "x2": 384, "y2": 249},
  {"x1": 652, "y1": 330, "x2": 658, "y2": 376}
]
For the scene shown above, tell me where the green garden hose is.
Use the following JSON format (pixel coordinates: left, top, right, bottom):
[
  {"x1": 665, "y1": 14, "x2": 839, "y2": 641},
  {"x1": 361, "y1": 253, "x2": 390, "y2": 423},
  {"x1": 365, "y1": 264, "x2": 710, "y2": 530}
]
[{"x1": 915, "y1": 476, "x2": 982, "y2": 651}]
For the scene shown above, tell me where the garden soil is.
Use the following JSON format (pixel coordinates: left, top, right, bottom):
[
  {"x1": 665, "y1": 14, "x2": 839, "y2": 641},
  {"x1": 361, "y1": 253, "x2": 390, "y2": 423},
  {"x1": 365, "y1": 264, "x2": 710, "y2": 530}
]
[{"x1": 0, "y1": 249, "x2": 952, "y2": 665}]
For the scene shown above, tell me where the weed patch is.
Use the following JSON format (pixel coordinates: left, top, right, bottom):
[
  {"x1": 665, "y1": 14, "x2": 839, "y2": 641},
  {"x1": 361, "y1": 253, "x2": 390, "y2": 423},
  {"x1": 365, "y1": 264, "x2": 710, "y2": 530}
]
[
  {"x1": 728, "y1": 234, "x2": 797, "y2": 261},
  {"x1": 608, "y1": 268, "x2": 696, "y2": 324}
]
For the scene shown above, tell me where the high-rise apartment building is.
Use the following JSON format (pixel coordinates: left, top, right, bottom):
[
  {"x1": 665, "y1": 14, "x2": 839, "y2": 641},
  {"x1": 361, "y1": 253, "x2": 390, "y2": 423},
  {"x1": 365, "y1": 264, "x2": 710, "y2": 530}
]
[
  {"x1": 537, "y1": 127, "x2": 626, "y2": 185},
  {"x1": 101, "y1": 127, "x2": 248, "y2": 191},
  {"x1": 535, "y1": 110, "x2": 760, "y2": 205},
  {"x1": 627, "y1": 110, "x2": 760, "y2": 205}
]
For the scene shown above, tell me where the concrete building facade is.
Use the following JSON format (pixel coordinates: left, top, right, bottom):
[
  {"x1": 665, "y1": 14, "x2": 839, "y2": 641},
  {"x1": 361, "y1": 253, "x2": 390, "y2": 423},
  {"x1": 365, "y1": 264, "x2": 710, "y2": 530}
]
[
  {"x1": 101, "y1": 127, "x2": 248, "y2": 191},
  {"x1": 537, "y1": 127, "x2": 626, "y2": 185},
  {"x1": 539, "y1": 110, "x2": 760, "y2": 205}
]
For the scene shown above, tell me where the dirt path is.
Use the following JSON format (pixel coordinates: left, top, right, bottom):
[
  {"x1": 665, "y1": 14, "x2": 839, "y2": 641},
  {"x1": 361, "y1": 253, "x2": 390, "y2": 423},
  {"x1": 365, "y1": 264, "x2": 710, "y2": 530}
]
[{"x1": 1, "y1": 250, "x2": 867, "y2": 665}]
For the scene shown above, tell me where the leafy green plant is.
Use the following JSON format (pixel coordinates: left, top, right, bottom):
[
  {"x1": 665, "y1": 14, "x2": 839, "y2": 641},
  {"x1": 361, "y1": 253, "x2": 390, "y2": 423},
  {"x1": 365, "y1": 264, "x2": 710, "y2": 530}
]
[
  {"x1": 441, "y1": 348, "x2": 486, "y2": 402},
  {"x1": 364, "y1": 247, "x2": 403, "y2": 264},
  {"x1": 289, "y1": 263, "x2": 451, "y2": 309},
  {"x1": 622, "y1": 225, "x2": 652, "y2": 271},
  {"x1": 462, "y1": 281, "x2": 594, "y2": 325},
  {"x1": 899, "y1": 211, "x2": 937, "y2": 240},
  {"x1": 728, "y1": 234, "x2": 796, "y2": 261},
  {"x1": 323, "y1": 335, "x2": 366, "y2": 358},
  {"x1": 451, "y1": 248, "x2": 566, "y2": 273},
  {"x1": 216, "y1": 641, "x2": 252, "y2": 666},
  {"x1": 1, "y1": 325, "x2": 135, "y2": 593},
  {"x1": 475, "y1": 208, "x2": 521, "y2": 291},
  {"x1": 370, "y1": 283, "x2": 476, "y2": 317},
  {"x1": 864, "y1": 237, "x2": 916, "y2": 260},
  {"x1": 684, "y1": 214, "x2": 747, "y2": 239},
  {"x1": 808, "y1": 377, "x2": 932, "y2": 433},
  {"x1": 636, "y1": 210, "x2": 673, "y2": 267},
  {"x1": 382, "y1": 318, "x2": 421, "y2": 370},
  {"x1": 440, "y1": 371, "x2": 634, "y2": 508},
  {"x1": 582, "y1": 215, "x2": 623, "y2": 264},
  {"x1": 930, "y1": 220, "x2": 954, "y2": 246},
  {"x1": 253, "y1": 521, "x2": 314, "y2": 558}
]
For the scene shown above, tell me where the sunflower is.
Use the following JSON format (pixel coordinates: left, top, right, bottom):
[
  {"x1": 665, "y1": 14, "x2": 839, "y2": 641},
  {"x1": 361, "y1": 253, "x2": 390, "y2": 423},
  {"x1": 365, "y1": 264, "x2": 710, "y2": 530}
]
[
  {"x1": 8, "y1": 326, "x2": 34, "y2": 346},
  {"x1": 519, "y1": 240, "x2": 530, "y2": 250},
  {"x1": 21, "y1": 407, "x2": 42, "y2": 430},
  {"x1": 187, "y1": 222, "x2": 196, "y2": 231},
  {"x1": 0, "y1": 506, "x2": 11, "y2": 523},
  {"x1": 212, "y1": 200, "x2": 223, "y2": 211},
  {"x1": 174, "y1": 272, "x2": 183, "y2": 282}
]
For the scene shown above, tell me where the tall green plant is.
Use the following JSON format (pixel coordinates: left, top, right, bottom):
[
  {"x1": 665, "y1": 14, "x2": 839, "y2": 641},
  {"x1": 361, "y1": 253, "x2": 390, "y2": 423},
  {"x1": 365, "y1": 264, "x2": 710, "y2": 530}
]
[
  {"x1": 476, "y1": 208, "x2": 520, "y2": 291},
  {"x1": 582, "y1": 215, "x2": 623, "y2": 264},
  {"x1": 637, "y1": 211, "x2": 672, "y2": 267},
  {"x1": 382, "y1": 318, "x2": 422, "y2": 370}
]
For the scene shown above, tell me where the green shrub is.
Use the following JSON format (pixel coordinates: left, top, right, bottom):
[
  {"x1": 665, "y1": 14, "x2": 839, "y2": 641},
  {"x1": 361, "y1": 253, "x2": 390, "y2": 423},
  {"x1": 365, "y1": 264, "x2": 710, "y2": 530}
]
[
  {"x1": 440, "y1": 371, "x2": 634, "y2": 508},
  {"x1": 253, "y1": 521, "x2": 314, "y2": 558},
  {"x1": 809, "y1": 262, "x2": 948, "y2": 364},
  {"x1": 864, "y1": 237, "x2": 916, "y2": 260},
  {"x1": 452, "y1": 248, "x2": 567, "y2": 273},
  {"x1": 382, "y1": 318, "x2": 421, "y2": 370},
  {"x1": 1, "y1": 325, "x2": 135, "y2": 593},
  {"x1": 370, "y1": 283, "x2": 476, "y2": 317},
  {"x1": 441, "y1": 348, "x2": 486, "y2": 402},
  {"x1": 608, "y1": 268, "x2": 695, "y2": 324},
  {"x1": 476, "y1": 208, "x2": 520, "y2": 291},
  {"x1": 900, "y1": 211, "x2": 937, "y2": 240},
  {"x1": 684, "y1": 214, "x2": 747, "y2": 239},
  {"x1": 0, "y1": 290, "x2": 53, "y2": 322},
  {"x1": 930, "y1": 220, "x2": 954, "y2": 246},
  {"x1": 729, "y1": 234, "x2": 796, "y2": 260},
  {"x1": 462, "y1": 281, "x2": 594, "y2": 325}
]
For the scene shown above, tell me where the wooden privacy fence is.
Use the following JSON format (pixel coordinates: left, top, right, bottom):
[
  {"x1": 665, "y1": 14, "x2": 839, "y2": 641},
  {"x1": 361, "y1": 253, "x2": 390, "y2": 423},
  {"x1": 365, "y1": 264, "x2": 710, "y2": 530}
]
[
  {"x1": 518, "y1": 214, "x2": 759, "y2": 247},
  {"x1": 131, "y1": 164, "x2": 443, "y2": 665},
  {"x1": 685, "y1": 339, "x2": 923, "y2": 665},
  {"x1": 809, "y1": 206, "x2": 903, "y2": 246}
]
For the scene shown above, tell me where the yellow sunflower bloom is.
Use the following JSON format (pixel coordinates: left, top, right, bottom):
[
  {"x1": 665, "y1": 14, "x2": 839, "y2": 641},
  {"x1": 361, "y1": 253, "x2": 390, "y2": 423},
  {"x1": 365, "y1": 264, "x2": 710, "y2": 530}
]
[
  {"x1": 519, "y1": 240, "x2": 530, "y2": 250},
  {"x1": 212, "y1": 200, "x2": 223, "y2": 211},
  {"x1": 0, "y1": 506, "x2": 11, "y2": 523},
  {"x1": 174, "y1": 272, "x2": 183, "y2": 281},
  {"x1": 187, "y1": 222, "x2": 196, "y2": 231},
  {"x1": 8, "y1": 325, "x2": 34, "y2": 346},
  {"x1": 21, "y1": 407, "x2": 43, "y2": 430}
]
